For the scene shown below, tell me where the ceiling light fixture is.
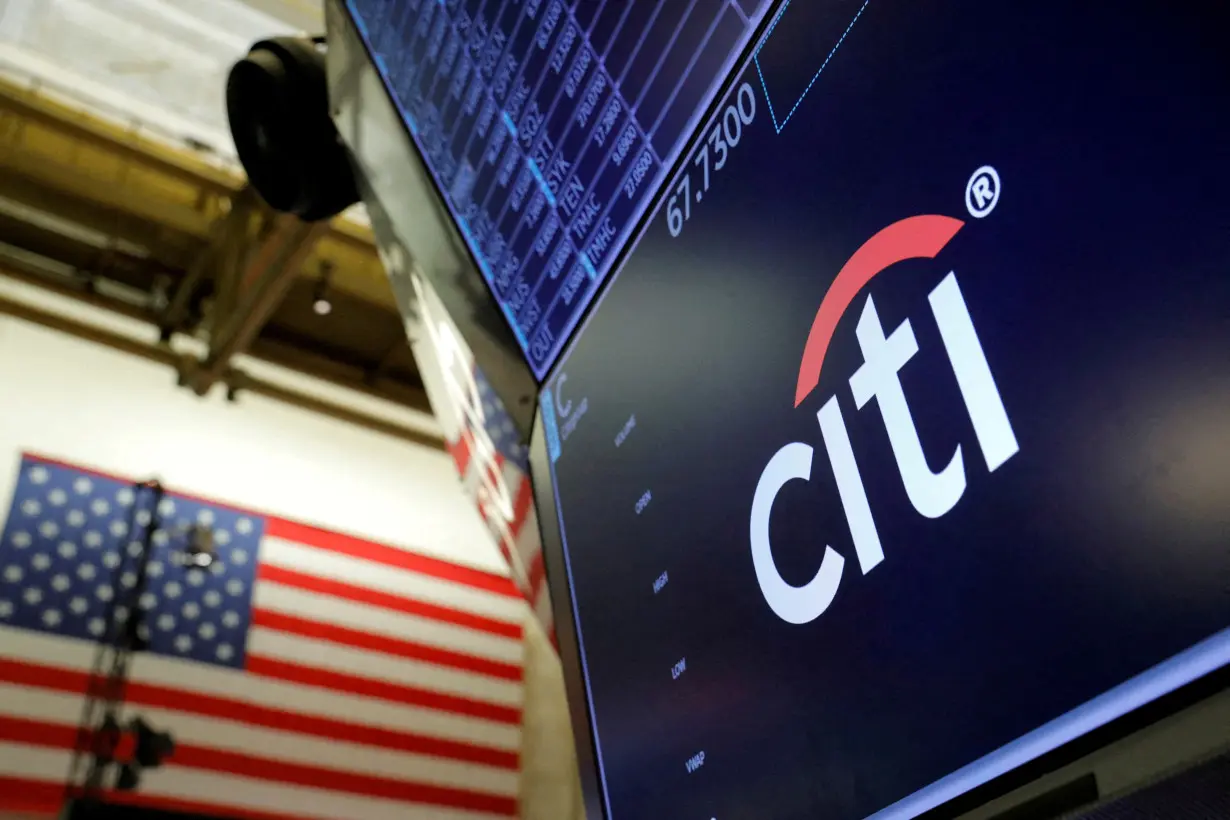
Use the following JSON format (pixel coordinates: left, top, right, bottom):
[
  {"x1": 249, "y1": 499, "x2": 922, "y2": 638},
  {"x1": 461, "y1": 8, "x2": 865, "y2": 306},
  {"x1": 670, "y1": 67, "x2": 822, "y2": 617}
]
[{"x1": 312, "y1": 262, "x2": 334, "y2": 316}]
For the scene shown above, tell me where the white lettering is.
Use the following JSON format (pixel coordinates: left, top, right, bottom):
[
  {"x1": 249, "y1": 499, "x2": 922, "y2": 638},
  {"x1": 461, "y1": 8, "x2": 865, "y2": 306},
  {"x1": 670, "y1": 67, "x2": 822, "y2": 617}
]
[
  {"x1": 551, "y1": 22, "x2": 577, "y2": 73},
  {"x1": 526, "y1": 190, "x2": 546, "y2": 225},
  {"x1": 565, "y1": 47, "x2": 592, "y2": 97},
  {"x1": 560, "y1": 396, "x2": 588, "y2": 441},
  {"x1": 497, "y1": 146, "x2": 520, "y2": 187},
  {"x1": 749, "y1": 266, "x2": 1018, "y2": 625},
  {"x1": 546, "y1": 242, "x2": 571, "y2": 279},
  {"x1": 614, "y1": 414, "x2": 636, "y2": 447},
  {"x1": 508, "y1": 77, "x2": 532, "y2": 119},
  {"x1": 476, "y1": 97, "x2": 497, "y2": 139},
  {"x1": 624, "y1": 148, "x2": 654, "y2": 198},
  {"x1": 562, "y1": 176, "x2": 585, "y2": 214},
  {"x1": 547, "y1": 154, "x2": 572, "y2": 194},
  {"x1": 594, "y1": 97, "x2": 622, "y2": 146},
  {"x1": 588, "y1": 218, "x2": 617, "y2": 262},
  {"x1": 613, "y1": 122, "x2": 637, "y2": 166},
  {"x1": 750, "y1": 439, "x2": 845, "y2": 625},
  {"x1": 519, "y1": 295, "x2": 541, "y2": 330},
  {"x1": 849, "y1": 296, "x2": 965, "y2": 519},
  {"x1": 494, "y1": 53, "x2": 516, "y2": 97},
  {"x1": 573, "y1": 193, "x2": 601, "y2": 240},
  {"x1": 560, "y1": 262, "x2": 586, "y2": 304},
  {"x1": 534, "y1": 213, "x2": 561, "y2": 257},
  {"x1": 577, "y1": 72, "x2": 607, "y2": 128},
  {"x1": 928, "y1": 273, "x2": 1019, "y2": 471},
  {"x1": 537, "y1": 1, "x2": 563, "y2": 49},
  {"x1": 510, "y1": 166, "x2": 534, "y2": 210}
]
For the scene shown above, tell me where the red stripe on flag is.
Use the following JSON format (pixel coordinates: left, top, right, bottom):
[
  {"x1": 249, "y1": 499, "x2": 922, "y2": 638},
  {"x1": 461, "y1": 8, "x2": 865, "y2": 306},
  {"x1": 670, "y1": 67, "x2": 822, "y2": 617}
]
[
  {"x1": 252, "y1": 609, "x2": 524, "y2": 682},
  {"x1": 0, "y1": 713, "x2": 76, "y2": 749},
  {"x1": 0, "y1": 660, "x2": 520, "y2": 769},
  {"x1": 11, "y1": 774, "x2": 504, "y2": 820},
  {"x1": 0, "y1": 713, "x2": 132, "y2": 758},
  {"x1": 246, "y1": 655, "x2": 522, "y2": 725},
  {"x1": 175, "y1": 743, "x2": 517, "y2": 816},
  {"x1": 448, "y1": 431, "x2": 472, "y2": 476},
  {"x1": 0, "y1": 774, "x2": 61, "y2": 816},
  {"x1": 264, "y1": 517, "x2": 520, "y2": 598},
  {"x1": 0, "y1": 719, "x2": 518, "y2": 817},
  {"x1": 104, "y1": 788, "x2": 341, "y2": 820},
  {"x1": 106, "y1": 789, "x2": 319, "y2": 820},
  {"x1": 527, "y1": 550, "x2": 547, "y2": 601},
  {"x1": 258, "y1": 564, "x2": 523, "y2": 640}
]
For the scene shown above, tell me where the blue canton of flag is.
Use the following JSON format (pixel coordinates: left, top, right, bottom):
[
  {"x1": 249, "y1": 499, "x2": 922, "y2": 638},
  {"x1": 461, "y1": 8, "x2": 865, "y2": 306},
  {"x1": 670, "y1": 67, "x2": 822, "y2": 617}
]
[
  {"x1": 474, "y1": 366, "x2": 528, "y2": 471},
  {"x1": 0, "y1": 456, "x2": 262, "y2": 670}
]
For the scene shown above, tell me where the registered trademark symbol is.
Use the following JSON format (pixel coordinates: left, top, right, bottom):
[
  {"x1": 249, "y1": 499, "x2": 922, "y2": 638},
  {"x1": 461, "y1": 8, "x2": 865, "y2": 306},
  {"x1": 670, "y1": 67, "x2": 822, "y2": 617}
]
[{"x1": 965, "y1": 165, "x2": 1001, "y2": 218}]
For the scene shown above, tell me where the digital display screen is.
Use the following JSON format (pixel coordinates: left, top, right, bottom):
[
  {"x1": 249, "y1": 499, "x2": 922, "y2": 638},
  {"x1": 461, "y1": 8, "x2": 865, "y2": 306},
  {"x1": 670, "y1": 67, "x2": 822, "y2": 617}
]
[
  {"x1": 345, "y1": 0, "x2": 772, "y2": 379},
  {"x1": 538, "y1": 2, "x2": 1230, "y2": 819}
]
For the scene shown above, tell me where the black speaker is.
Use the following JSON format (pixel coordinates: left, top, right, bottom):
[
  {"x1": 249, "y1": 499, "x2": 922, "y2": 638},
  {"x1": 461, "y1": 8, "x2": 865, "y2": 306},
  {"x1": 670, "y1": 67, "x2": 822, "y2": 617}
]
[{"x1": 226, "y1": 36, "x2": 359, "y2": 222}]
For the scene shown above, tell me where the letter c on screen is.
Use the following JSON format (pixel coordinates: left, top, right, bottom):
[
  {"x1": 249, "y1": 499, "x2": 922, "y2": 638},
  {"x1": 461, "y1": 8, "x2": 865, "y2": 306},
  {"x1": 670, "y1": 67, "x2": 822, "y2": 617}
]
[
  {"x1": 555, "y1": 373, "x2": 573, "y2": 417},
  {"x1": 750, "y1": 442, "x2": 845, "y2": 624}
]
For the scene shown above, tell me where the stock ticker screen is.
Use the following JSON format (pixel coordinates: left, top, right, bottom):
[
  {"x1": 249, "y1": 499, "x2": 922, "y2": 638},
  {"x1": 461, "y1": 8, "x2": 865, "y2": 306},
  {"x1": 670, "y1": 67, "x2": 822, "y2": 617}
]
[
  {"x1": 540, "y1": 2, "x2": 1230, "y2": 820},
  {"x1": 346, "y1": 0, "x2": 772, "y2": 379}
]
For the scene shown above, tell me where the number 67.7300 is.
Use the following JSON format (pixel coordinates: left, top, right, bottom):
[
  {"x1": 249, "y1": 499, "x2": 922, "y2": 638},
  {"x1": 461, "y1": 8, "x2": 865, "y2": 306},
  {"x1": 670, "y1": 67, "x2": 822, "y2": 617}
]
[{"x1": 666, "y1": 81, "x2": 757, "y2": 238}]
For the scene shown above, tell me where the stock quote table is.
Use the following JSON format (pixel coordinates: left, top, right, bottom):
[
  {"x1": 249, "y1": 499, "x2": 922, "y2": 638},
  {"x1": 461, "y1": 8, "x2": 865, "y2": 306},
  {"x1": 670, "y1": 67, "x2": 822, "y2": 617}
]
[{"x1": 348, "y1": 0, "x2": 770, "y2": 378}]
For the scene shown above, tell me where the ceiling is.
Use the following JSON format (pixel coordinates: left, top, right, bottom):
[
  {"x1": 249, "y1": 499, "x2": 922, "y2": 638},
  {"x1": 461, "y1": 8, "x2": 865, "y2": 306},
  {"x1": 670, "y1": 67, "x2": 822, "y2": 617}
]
[
  {"x1": 0, "y1": 0, "x2": 435, "y2": 438},
  {"x1": 0, "y1": 0, "x2": 321, "y2": 160}
]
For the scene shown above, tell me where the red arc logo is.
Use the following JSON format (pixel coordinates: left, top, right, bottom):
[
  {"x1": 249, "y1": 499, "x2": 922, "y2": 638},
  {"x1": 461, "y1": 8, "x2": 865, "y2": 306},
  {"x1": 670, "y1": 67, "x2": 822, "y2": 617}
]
[{"x1": 794, "y1": 214, "x2": 965, "y2": 407}]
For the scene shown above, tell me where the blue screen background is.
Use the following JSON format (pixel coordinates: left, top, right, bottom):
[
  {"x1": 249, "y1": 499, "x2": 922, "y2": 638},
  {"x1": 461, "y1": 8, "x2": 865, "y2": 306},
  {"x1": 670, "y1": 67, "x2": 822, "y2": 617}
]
[{"x1": 544, "y1": 2, "x2": 1230, "y2": 818}]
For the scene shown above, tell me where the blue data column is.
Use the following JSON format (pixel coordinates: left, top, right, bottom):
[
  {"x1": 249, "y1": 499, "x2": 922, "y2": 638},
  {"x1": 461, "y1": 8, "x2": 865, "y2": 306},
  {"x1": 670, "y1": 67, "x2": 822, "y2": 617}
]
[{"x1": 347, "y1": 0, "x2": 774, "y2": 377}]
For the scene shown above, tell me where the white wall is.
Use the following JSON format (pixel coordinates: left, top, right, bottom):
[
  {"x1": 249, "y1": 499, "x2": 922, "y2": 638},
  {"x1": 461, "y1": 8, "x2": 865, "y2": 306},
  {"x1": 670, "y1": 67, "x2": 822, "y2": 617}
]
[
  {"x1": 0, "y1": 286, "x2": 505, "y2": 576},
  {"x1": 0, "y1": 0, "x2": 302, "y2": 164},
  {"x1": 519, "y1": 614, "x2": 586, "y2": 820}
]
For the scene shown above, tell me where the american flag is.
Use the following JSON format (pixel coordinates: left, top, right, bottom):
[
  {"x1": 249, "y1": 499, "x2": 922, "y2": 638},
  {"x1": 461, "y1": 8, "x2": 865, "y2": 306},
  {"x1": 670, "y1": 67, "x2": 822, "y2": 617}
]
[
  {"x1": 0, "y1": 453, "x2": 525, "y2": 820},
  {"x1": 402, "y1": 268, "x2": 552, "y2": 637},
  {"x1": 447, "y1": 369, "x2": 552, "y2": 636}
]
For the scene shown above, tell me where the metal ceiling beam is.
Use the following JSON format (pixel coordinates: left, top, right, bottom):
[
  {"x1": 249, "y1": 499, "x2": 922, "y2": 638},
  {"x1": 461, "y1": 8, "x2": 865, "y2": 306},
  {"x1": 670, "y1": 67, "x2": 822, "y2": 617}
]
[
  {"x1": 238, "y1": 0, "x2": 324, "y2": 33},
  {"x1": 180, "y1": 213, "x2": 330, "y2": 395},
  {"x1": 0, "y1": 70, "x2": 434, "y2": 419},
  {"x1": 0, "y1": 255, "x2": 433, "y2": 413},
  {"x1": 0, "y1": 74, "x2": 396, "y2": 308},
  {"x1": 161, "y1": 185, "x2": 261, "y2": 334},
  {"x1": 0, "y1": 165, "x2": 195, "y2": 263},
  {"x1": 246, "y1": 334, "x2": 432, "y2": 413}
]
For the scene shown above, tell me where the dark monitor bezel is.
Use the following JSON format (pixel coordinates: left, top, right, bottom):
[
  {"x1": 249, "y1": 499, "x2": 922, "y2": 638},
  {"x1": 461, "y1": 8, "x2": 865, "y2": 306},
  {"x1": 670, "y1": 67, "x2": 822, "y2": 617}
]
[
  {"x1": 523, "y1": 3, "x2": 1230, "y2": 807},
  {"x1": 328, "y1": 0, "x2": 539, "y2": 438}
]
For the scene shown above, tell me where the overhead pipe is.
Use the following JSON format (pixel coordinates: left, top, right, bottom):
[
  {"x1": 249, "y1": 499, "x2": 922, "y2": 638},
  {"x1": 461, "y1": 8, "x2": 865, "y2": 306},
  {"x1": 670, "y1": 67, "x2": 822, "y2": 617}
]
[
  {"x1": 160, "y1": 185, "x2": 261, "y2": 337},
  {"x1": 0, "y1": 254, "x2": 432, "y2": 413}
]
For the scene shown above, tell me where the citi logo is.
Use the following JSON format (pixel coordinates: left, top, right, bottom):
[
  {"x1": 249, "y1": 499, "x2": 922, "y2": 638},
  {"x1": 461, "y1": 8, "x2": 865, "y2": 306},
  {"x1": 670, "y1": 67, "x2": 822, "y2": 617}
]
[{"x1": 751, "y1": 214, "x2": 1020, "y2": 625}]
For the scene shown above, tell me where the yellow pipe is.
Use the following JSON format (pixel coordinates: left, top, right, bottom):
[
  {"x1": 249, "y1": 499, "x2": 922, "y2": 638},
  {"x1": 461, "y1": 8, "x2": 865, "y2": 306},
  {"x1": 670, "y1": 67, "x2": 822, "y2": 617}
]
[{"x1": 0, "y1": 74, "x2": 395, "y2": 308}]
